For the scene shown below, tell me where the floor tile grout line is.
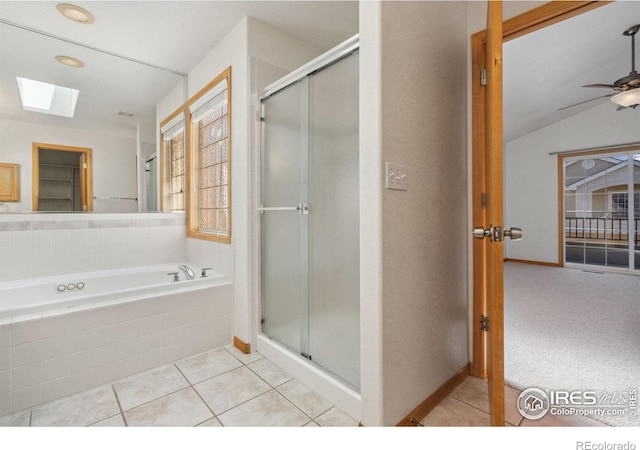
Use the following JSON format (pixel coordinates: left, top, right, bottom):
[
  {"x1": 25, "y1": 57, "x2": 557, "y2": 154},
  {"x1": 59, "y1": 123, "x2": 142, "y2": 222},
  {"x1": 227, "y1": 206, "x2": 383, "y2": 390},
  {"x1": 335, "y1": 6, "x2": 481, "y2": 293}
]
[
  {"x1": 228, "y1": 348, "x2": 349, "y2": 423},
  {"x1": 269, "y1": 386, "x2": 315, "y2": 424},
  {"x1": 445, "y1": 395, "x2": 493, "y2": 419},
  {"x1": 111, "y1": 383, "x2": 128, "y2": 427},
  {"x1": 172, "y1": 362, "x2": 221, "y2": 426},
  {"x1": 437, "y1": 394, "x2": 525, "y2": 427},
  {"x1": 112, "y1": 363, "x2": 192, "y2": 414},
  {"x1": 185, "y1": 349, "x2": 317, "y2": 424},
  {"x1": 274, "y1": 380, "x2": 334, "y2": 421},
  {"x1": 173, "y1": 349, "x2": 290, "y2": 423},
  {"x1": 447, "y1": 379, "x2": 524, "y2": 426}
]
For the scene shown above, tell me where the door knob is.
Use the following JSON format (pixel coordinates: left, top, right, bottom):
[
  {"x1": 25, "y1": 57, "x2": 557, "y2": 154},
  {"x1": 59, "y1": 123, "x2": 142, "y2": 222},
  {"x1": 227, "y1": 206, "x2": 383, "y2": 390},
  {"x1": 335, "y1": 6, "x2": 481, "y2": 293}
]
[
  {"x1": 504, "y1": 227, "x2": 522, "y2": 241},
  {"x1": 473, "y1": 225, "x2": 522, "y2": 242},
  {"x1": 473, "y1": 226, "x2": 492, "y2": 240}
]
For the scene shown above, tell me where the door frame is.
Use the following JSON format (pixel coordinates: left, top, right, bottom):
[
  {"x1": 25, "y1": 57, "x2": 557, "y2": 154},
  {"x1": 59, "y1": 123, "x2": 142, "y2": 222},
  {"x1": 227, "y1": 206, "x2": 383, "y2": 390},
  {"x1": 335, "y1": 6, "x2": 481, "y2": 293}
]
[{"x1": 471, "y1": 0, "x2": 609, "y2": 399}]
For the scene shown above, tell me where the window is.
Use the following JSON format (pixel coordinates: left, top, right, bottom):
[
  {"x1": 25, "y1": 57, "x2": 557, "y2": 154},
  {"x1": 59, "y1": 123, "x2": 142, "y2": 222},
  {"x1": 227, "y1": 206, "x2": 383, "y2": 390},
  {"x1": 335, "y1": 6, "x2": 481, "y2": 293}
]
[
  {"x1": 186, "y1": 67, "x2": 231, "y2": 243},
  {"x1": 611, "y1": 192, "x2": 640, "y2": 218},
  {"x1": 160, "y1": 109, "x2": 186, "y2": 211}
]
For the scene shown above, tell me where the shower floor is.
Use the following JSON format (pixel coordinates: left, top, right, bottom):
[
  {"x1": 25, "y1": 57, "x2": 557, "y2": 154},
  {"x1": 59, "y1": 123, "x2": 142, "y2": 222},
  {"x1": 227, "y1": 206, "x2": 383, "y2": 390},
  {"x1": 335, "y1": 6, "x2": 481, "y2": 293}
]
[{"x1": 0, "y1": 344, "x2": 358, "y2": 427}]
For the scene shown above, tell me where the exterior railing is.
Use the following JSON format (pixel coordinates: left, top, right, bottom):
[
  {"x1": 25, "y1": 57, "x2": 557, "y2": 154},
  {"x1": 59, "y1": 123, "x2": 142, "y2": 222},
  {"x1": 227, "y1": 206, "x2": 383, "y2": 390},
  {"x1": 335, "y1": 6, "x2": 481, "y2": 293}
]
[{"x1": 565, "y1": 216, "x2": 640, "y2": 246}]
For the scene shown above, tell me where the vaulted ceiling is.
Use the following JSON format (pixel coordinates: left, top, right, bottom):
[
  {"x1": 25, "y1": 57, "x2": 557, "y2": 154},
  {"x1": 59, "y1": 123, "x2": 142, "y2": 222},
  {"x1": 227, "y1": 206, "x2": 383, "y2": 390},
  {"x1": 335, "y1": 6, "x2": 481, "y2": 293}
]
[{"x1": 504, "y1": 1, "x2": 640, "y2": 142}]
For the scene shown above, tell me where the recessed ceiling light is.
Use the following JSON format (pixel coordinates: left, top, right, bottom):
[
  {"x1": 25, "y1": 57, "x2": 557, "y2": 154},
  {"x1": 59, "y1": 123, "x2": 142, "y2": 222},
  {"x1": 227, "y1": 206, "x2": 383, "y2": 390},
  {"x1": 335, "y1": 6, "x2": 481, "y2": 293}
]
[
  {"x1": 56, "y1": 3, "x2": 95, "y2": 24},
  {"x1": 55, "y1": 55, "x2": 84, "y2": 68}
]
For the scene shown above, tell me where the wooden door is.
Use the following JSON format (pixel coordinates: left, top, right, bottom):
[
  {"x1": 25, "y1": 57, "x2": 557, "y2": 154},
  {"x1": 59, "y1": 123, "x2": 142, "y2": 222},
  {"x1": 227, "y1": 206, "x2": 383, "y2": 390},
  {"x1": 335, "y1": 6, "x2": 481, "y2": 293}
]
[
  {"x1": 484, "y1": 0, "x2": 505, "y2": 426},
  {"x1": 471, "y1": 0, "x2": 611, "y2": 428}
]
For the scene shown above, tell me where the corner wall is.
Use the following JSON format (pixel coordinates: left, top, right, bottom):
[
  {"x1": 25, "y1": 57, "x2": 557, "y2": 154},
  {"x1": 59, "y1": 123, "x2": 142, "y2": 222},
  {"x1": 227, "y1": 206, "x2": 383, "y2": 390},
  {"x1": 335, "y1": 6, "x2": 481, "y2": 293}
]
[{"x1": 360, "y1": 0, "x2": 469, "y2": 426}]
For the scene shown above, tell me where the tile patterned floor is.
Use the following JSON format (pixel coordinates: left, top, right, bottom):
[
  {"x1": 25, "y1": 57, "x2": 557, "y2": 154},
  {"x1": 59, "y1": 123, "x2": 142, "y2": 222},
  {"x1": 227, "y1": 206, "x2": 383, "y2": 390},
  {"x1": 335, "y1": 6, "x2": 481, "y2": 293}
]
[
  {"x1": 1, "y1": 350, "x2": 611, "y2": 428},
  {"x1": 420, "y1": 376, "x2": 608, "y2": 427},
  {"x1": 0, "y1": 345, "x2": 359, "y2": 427}
]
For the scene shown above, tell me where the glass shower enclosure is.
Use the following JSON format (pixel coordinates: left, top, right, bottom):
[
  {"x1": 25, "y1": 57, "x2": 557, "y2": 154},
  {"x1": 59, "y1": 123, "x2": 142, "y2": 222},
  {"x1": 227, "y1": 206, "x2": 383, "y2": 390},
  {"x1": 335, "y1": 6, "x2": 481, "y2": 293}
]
[{"x1": 259, "y1": 43, "x2": 360, "y2": 389}]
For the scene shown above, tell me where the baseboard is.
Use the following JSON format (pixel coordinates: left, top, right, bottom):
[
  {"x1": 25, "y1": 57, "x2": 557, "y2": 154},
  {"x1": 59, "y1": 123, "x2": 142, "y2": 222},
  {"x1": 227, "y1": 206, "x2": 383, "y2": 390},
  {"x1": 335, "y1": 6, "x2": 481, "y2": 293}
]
[
  {"x1": 396, "y1": 363, "x2": 471, "y2": 426},
  {"x1": 233, "y1": 336, "x2": 251, "y2": 354},
  {"x1": 504, "y1": 258, "x2": 561, "y2": 267}
]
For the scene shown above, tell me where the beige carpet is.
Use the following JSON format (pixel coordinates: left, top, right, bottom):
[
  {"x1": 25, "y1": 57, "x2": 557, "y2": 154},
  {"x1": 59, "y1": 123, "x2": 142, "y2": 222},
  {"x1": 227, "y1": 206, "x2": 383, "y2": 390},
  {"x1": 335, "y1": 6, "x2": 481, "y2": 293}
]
[{"x1": 504, "y1": 262, "x2": 640, "y2": 427}]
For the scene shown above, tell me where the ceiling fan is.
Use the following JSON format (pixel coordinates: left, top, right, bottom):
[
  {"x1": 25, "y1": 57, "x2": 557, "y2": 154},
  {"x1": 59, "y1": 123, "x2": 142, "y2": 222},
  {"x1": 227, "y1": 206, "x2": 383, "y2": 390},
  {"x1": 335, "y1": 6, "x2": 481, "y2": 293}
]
[{"x1": 559, "y1": 24, "x2": 640, "y2": 111}]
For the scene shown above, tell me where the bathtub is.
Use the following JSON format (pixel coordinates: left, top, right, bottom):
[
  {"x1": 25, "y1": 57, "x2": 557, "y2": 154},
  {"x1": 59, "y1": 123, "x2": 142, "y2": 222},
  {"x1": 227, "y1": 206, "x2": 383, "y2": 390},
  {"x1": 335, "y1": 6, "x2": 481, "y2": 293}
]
[
  {"x1": 0, "y1": 263, "x2": 232, "y2": 416},
  {"x1": 0, "y1": 263, "x2": 226, "y2": 321}
]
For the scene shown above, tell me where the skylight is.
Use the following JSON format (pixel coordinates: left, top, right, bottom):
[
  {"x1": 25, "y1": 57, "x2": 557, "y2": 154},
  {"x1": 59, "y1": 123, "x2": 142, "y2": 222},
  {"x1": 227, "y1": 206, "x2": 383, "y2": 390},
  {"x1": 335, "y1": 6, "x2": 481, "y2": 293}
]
[{"x1": 16, "y1": 77, "x2": 79, "y2": 118}]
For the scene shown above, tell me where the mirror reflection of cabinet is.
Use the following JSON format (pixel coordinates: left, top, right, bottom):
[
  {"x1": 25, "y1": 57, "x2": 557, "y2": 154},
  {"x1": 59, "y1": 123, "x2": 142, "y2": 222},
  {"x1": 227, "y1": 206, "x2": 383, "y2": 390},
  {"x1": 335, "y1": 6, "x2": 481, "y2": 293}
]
[
  {"x1": 0, "y1": 162, "x2": 20, "y2": 202},
  {"x1": 32, "y1": 143, "x2": 93, "y2": 212}
]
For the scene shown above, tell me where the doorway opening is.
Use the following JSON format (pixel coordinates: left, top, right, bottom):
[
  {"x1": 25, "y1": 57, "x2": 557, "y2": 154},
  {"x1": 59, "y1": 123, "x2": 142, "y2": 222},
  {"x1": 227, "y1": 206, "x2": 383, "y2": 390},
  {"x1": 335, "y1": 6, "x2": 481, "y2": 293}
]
[{"x1": 32, "y1": 142, "x2": 93, "y2": 212}]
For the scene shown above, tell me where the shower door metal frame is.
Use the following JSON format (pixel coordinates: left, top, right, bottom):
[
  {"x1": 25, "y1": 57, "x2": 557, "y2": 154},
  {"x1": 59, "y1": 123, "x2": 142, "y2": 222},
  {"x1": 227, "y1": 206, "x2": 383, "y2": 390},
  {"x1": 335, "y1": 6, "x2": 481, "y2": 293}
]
[{"x1": 259, "y1": 35, "x2": 359, "y2": 102}]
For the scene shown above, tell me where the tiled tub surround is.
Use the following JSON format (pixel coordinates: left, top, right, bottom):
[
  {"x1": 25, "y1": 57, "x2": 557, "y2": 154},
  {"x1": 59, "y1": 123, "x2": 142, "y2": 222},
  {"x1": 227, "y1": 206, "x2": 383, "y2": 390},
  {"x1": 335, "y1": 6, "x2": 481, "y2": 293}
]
[
  {"x1": 0, "y1": 213, "x2": 188, "y2": 282},
  {"x1": 0, "y1": 279, "x2": 233, "y2": 416}
]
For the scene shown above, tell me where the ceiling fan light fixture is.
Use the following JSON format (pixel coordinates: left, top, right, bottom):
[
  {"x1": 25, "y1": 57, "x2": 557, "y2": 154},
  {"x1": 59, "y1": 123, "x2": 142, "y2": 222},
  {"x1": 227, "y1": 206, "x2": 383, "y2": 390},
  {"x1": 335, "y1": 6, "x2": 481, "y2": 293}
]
[
  {"x1": 56, "y1": 3, "x2": 95, "y2": 24},
  {"x1": 610, "y1": 89, "x2": 640, "y2": 108}
]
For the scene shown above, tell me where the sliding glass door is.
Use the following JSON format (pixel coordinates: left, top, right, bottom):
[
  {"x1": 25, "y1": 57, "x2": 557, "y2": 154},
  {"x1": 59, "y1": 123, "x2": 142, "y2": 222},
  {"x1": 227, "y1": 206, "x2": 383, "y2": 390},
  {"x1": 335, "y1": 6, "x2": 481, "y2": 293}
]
[
  {"x1": 260, "y1": 52, "x2": 360, "y2": 389},
  {"x1": 260, "y1": 78, "x2": 309, "y2": 355},
  {"x1": 563, "y1": 151, "x2": 640, "y2": 273}
]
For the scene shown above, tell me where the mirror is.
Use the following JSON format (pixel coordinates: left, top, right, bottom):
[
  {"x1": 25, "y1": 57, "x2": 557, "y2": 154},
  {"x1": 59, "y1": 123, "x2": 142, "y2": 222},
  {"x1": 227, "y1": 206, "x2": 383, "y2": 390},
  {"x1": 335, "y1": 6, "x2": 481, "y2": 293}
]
[{"x1": 0, "y1": 19, "x2": 186, "y2": 212}]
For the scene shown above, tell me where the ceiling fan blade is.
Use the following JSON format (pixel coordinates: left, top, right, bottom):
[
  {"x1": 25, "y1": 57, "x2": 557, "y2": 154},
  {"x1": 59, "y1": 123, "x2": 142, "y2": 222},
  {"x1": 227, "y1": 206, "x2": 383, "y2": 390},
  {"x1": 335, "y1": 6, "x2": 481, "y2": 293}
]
[
  {"x1": 582, "y1": 83, "x2": 617, "y2": 89},
  {"x1": 558, "y1": 93, "x2": 614, "y2": 111}
]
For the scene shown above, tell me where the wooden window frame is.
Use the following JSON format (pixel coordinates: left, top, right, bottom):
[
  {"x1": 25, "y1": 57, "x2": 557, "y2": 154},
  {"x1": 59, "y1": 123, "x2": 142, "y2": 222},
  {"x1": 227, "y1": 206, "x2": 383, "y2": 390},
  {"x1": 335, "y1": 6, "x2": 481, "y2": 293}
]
[
  {"x1": 186, "y1": 67, "x2": 232, "y2": 243},
  {"x1": 159, "y1": 106, "x2": 186, "y2": 212}
]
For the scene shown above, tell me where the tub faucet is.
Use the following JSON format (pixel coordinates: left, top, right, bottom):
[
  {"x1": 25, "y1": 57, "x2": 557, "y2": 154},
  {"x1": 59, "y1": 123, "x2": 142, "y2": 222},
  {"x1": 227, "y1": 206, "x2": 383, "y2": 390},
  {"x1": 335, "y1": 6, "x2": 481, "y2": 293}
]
[{"x1": 179, "y1": 265, "x2": 196, "y2": 280}]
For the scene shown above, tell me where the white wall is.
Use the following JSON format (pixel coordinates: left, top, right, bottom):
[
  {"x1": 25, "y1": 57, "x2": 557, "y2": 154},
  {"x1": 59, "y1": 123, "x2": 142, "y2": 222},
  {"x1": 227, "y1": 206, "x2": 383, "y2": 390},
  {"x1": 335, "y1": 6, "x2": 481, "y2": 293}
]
[
  {"x1": 504, "y1": 102, "x2": 640, "y2": 263},
  {"x1": 0, "y1": 118, "x2": 138, "y2": 213},
  {"x1": 360, "y1": 0, "x2": 469, "y2": 426}
]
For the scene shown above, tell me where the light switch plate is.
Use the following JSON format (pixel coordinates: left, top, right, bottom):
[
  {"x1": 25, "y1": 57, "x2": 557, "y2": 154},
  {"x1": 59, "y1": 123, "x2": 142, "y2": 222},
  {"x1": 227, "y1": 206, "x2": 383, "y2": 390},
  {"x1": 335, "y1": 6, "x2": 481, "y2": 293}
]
[{"x1": 386, "y1": 162, "x2": 408, "y2": 191}]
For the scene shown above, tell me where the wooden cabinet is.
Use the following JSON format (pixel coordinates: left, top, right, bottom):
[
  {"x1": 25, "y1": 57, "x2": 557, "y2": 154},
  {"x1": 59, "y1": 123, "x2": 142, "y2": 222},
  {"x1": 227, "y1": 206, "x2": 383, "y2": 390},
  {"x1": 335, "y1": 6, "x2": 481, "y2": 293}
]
[{"x1": 0, "y1": 162, "x2": 20, "y2": 202}]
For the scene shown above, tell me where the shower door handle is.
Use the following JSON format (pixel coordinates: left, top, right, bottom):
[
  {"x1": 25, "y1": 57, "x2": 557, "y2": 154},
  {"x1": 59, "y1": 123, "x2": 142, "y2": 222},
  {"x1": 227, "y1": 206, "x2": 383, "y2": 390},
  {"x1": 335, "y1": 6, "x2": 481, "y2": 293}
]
[{"x1": 258, "y1": 204, "x2": 309, "y2": 214}]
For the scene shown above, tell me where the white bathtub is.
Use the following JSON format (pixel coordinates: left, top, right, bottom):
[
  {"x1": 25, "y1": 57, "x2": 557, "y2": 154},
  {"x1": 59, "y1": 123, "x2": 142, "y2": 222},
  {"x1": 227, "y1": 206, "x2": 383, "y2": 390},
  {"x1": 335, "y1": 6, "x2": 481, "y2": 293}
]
[
  {"x1": 0, "y1": 263, "x2": 233, "y2": 416},
  {"x1": 0, "y1": 263, "x2": 226, "y2": 321}
]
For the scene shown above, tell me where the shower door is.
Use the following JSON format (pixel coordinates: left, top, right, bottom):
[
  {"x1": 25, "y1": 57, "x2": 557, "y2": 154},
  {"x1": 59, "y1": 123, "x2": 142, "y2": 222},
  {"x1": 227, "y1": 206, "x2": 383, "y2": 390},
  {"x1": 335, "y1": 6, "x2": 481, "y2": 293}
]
[
  {"x1": 260, "y1": 77, "x2": 310, "y2": 356},
  {"x1": 260, "y1": 52, "x2": 360, "y2": 389}
]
